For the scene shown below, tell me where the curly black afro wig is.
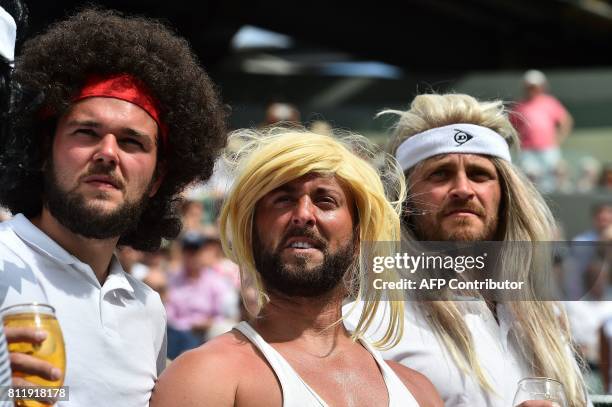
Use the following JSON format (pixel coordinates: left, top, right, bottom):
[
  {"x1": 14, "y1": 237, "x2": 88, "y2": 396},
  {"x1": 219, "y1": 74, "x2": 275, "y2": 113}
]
[{"x1": 0, "y1": 7, "x2": 228, "y2": 250}]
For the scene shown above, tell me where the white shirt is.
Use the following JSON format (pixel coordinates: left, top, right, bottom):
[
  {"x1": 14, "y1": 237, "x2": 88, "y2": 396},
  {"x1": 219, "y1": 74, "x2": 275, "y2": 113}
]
[
  {"x1": 0, "y1": 214, "x2": 167, "y2": 407},
  {"x1": 234, "y1": 321, "x2": 419, "y2": 407},
  {"x1": 344, "y1": 301, "x2": 532, "y2": 406},
  {"x1": 0, "y1": 6, "x2": 16, "y2": 62}
]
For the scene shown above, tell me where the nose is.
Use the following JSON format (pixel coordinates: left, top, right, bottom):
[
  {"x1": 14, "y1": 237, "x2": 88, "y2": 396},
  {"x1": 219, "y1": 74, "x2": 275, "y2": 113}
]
[
  {"x1": 291, "y1": 196, "x2": 316, "y2": 228},
  {"x1": 449, "y1": 172, "x2": 475, "y2": 201},
  {"x1": 92, "y1": 133, "x2": 120, "y2": 166}
]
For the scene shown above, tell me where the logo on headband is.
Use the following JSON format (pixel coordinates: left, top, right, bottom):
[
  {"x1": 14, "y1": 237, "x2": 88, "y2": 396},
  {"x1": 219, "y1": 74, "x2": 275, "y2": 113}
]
[{"x1": 453, "y1": 129, "x2": 474, "y2": 146}]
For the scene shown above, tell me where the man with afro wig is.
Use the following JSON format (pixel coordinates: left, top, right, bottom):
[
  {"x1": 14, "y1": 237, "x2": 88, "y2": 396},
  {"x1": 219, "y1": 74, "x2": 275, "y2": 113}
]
[{"x1": 0, "y1": 7, "x2": 227, "y2": 406}]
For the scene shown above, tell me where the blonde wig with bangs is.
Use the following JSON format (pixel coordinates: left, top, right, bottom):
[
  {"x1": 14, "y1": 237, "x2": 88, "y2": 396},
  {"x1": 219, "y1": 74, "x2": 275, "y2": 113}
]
[
  {"x1": 381, "y1": 93, "x2": 587, "y2": 407},
  {"x1": 219, "y1": 127, "x2": 407, "y2": 348}
]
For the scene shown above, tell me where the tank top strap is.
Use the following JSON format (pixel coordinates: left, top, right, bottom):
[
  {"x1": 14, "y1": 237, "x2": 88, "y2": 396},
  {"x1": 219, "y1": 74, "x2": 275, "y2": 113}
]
[
  {"x1": 234, "y1": 321, "x2": 328, "y2": 407},
  {"x1": 357, "y1": 337, "x2": 420, "y2": 407}
]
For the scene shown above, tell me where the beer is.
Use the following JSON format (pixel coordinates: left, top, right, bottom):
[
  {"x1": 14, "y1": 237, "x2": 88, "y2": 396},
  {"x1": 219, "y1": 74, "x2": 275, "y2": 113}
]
[{"x1": 2, "y1": 304, "x2": 66, "y2": 407}]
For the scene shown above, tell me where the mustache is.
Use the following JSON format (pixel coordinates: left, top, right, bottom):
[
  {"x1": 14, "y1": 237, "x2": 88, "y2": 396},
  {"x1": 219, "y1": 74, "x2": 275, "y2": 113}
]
[
  {"x1": 440, "y1": 201, "x2": 486, "y2": 217},
  {"x1": 280, "y1": 227, "x2": 327, "y2": 249},
  {"x1": 79, "y1": 163, "x2": 125, "y2": 190}
]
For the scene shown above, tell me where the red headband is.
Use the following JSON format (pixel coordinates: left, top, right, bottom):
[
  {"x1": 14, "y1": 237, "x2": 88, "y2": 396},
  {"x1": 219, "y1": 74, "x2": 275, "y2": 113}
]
[{"x1": 73, "y1": 73, "x2": 168, "y2": 148}]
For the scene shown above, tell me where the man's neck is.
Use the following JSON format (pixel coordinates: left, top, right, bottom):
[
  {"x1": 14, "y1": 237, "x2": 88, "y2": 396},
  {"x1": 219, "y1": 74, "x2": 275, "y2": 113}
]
[
  {"x1": 30, "y1": 208, "x2": 119, "y2": 284},
  {"x1": 252, "y1": 286, "x2": 351, "y2": 356}
]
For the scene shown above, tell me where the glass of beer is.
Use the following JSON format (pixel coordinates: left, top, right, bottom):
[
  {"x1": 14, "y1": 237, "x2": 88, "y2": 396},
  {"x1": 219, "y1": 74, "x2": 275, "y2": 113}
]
[{"x1": 1, "y1": 303, "x2": 66, "y2": 406}]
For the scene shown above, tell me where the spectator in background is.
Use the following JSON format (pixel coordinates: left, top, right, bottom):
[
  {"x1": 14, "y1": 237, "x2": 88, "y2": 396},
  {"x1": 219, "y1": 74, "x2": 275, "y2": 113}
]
[
  {"x1": 575, "y1": 204, "x2": 612, "y2": 243},
  {"x1": 510, "y1": 69, "x2": 573, "y2": 193},
  {"x1": 566, "y1": 258, "x2": 612, "y2": 366},
  {"x1": 309, "y1": 119, "x2": 333, "y2": 136},
  {"x1": 576, "y1": 156, "x2": 602, "y2": 193},
  {"x1": 565, "y1": 203, "x2": 612, "y2": 299},
  {"x1": 143, "y1": 265, "x2": 201, "y2": 360},
  {"x1": 262, "y1": 101, "x2": 301, "y2": 126},
  {"x1": 554, "y1": 158, "x2": 574, "y2": 193},
  {"x1": 196, "y1": 234, "x2": 240, "y2": 289},
  {"x1": 165, "y1": 231, "x2": 239, "y2": 346},
  {"x1": 599, "y1": 163, "x2": 612, "y2": 191},
  {"x1": 180, "y1": 199, "x2": 206, "y2": 234}
]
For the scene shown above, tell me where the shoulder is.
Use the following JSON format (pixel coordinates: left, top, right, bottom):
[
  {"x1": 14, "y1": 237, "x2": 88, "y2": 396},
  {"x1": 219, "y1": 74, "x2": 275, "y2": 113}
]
[
  {"x1": 0, "y1": 217, "x2": 35, "y2": 270},
  {"x1": 387, "y1": 360, "x2": 443, "y2": 407},
  {"x1": 541, "y1": 94, "x2": 567, "y2": 110},
  {"x1": 151, "y1": 330, "x2": 259, "y2": 407}
]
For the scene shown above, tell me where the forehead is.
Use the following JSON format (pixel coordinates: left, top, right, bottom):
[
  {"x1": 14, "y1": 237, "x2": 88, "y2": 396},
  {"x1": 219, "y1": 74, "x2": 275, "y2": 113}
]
[
  {"x1": 415, "y1": 153, "x2": 496, "y2": 172},
  {"x1": 59, "y1": 97, "x2": 158, "y2": 135},
  {"x1": 267, "y1": 173, "x2": 347, "y2": 194}
]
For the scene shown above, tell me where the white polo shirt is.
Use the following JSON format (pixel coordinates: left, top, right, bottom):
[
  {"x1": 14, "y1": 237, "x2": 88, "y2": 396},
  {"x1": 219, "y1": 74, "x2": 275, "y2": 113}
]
[
  {"x1": 0, "y1": 214, "x2": 167, "y2": 407},
  {"x1": 344, "y1": 301, "x2": 579, "y2": 407}
]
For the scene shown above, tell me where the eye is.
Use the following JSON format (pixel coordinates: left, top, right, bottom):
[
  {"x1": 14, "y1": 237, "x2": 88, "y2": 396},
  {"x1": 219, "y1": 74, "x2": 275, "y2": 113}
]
[
  {"x1": 75, "y1": 128, "x2": 98, "y2": 137},
  {"x1": 469, "y1": 170, "x2": 494, "y2": 182},
  {"x1": 428, "y1": 169, "x2": 448, "y2": 180},
  {"x1": 316, "y1": 196, "x2": 338, "y2": 208},
  {"x1": 120, "y1": 138, "x2": 145, "y2": 149},
  {"x1": 273, "y1": 195, "x2": 292, "y2": 204}
]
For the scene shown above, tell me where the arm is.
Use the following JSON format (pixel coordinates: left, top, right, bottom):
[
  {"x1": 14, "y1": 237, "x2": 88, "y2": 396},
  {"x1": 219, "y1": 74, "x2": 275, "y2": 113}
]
[
  {"x1": 150, "y1": 345, "x2": 238, "y2": 407},
  {"x1": 387, "y1": 360, "x2": 443, "y2": 407},
  {"x1": 552, "y1": 97, "x2": 573, "y2": 145},
  {"x1": 556, "y1": 111, "x2": 573, "y2": 144}
]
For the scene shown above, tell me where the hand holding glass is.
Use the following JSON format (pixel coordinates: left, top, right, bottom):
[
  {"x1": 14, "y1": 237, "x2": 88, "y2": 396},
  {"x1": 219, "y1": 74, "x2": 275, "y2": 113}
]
[{"x1": 2, "y1": 303, "x2": 66, "y2": 406}]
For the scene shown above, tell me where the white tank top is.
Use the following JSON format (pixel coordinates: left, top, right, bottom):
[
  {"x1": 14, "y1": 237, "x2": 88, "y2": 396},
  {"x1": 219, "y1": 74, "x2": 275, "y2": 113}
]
[{"x1": 234, "y1": 321, "x2": 419, "y2": 407}]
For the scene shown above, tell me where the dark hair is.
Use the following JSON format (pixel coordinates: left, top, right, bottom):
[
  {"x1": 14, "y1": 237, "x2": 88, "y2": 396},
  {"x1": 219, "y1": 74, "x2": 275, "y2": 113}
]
[{"x1": 0, "y1": 7, "x2": 228, "y2": 250}]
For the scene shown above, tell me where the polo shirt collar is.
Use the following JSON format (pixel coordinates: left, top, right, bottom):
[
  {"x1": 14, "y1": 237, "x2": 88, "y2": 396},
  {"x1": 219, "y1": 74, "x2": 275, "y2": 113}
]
[
  {"x1": 11, "y1": 214, "x2": 80, "y2": 265},
  {"x1": 11, "y1": 214, "x2": 135, "y2": 297}
]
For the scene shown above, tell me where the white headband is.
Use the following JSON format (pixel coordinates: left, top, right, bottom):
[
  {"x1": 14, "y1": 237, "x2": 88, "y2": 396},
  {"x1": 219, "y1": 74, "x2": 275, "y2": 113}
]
[
  {"x1": 395, "y1": 123, "x2": 512, "y2": 171},
  {"x1": 0, "y1": 6, "x2": 16, "y2": 62}
]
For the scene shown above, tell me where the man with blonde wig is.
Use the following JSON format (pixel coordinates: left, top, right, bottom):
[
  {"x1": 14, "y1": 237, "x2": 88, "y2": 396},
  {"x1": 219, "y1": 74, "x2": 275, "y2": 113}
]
[
  {"x1": 345, "y1": 93, "x2": 589, "y2": 407},
  {"x1": 152, "y1": 128, "x2": 442, "y2": 407}
]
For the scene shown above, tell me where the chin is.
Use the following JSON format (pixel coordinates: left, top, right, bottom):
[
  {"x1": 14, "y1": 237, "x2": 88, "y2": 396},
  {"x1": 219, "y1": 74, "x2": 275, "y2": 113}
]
[
  {"x1": 443, "y1": 225, "x2": 489, "y2": 241},
  {"x1": 83, "y1": 199, "x2": 123, "y2": 213}
]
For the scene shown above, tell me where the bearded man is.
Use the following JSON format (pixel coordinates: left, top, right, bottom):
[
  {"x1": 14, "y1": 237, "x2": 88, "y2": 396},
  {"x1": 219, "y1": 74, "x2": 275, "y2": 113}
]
[
  {"x1": 0, "y1": 8, "x2": 226, "y2": 406},
  {"x1": 151, "y1": 128, "x2": 442, "y2": 407},
  {"x1": 345, "y1": 93, "x2": 589, "y2": 407}
]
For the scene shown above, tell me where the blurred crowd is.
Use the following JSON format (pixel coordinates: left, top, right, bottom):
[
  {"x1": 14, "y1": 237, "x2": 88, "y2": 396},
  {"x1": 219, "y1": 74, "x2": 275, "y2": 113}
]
[
  {"x1": 115, "y1": 198, "x2": 244, "y2": 359},
  {"x1": 510, "y1": 70, "x2": 612, "y2": 195}
]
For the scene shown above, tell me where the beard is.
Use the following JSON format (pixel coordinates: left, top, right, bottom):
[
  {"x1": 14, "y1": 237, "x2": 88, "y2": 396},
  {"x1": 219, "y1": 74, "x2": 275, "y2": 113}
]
[
  {"x1": 253, "y1": 228, "x2": 356, "y2": 298},
  {"x1": 43, "y1": 159, "x2": 153, "y2": 240}
]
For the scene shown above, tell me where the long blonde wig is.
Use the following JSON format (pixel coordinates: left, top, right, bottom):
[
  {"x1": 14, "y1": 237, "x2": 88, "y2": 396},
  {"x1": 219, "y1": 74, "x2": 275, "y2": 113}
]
[
  {"x1": 219, "y1": 127, "x2": 407, "y2": 348},
  {"x1": 383, "y1": 93, "x2": 587, "y2": 406}
]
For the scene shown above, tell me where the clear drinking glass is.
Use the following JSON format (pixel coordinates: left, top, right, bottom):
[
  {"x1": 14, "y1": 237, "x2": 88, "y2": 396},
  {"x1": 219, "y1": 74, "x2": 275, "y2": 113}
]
[{"x1": 513, "y1": 377, "x2": 568, "y2": 407}]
